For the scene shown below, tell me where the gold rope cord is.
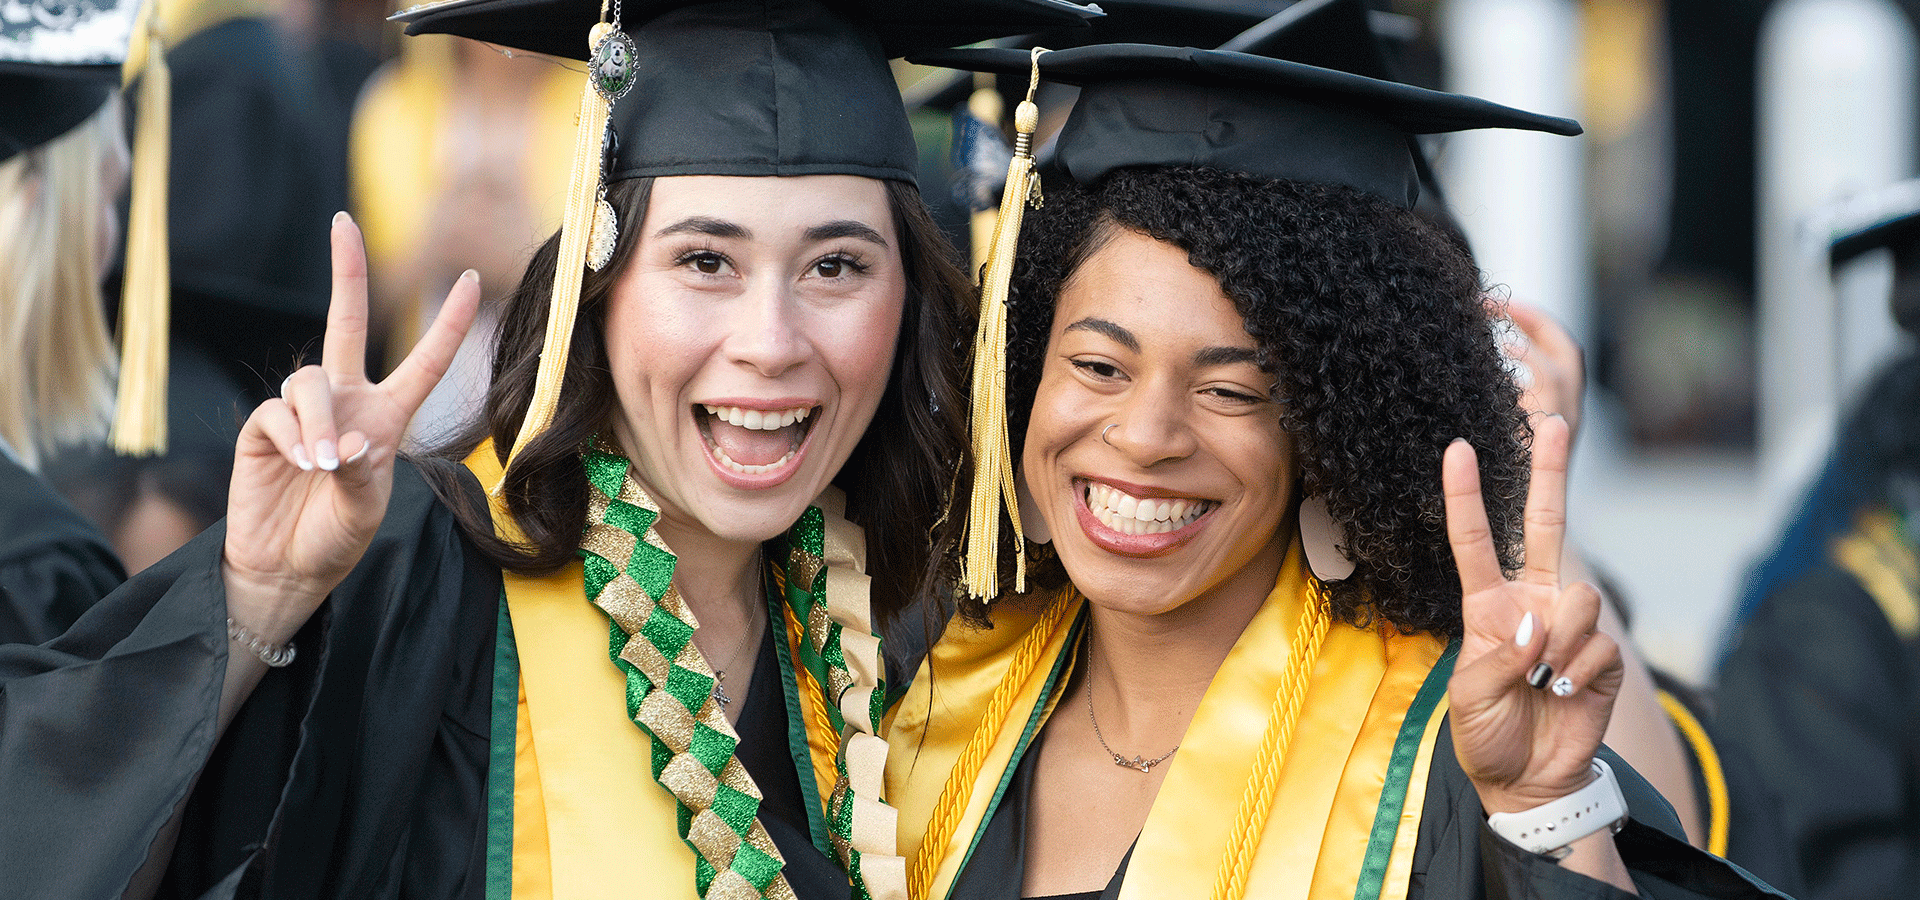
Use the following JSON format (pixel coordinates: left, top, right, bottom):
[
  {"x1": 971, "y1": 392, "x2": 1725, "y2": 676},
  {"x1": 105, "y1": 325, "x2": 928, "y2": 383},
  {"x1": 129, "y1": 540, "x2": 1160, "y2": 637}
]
[
  {"x1": 1657, "y1": 690, "x2": 1730, "y2": 857},
  {"x1": 111, "y1": 16, "x2": 171, "y2": 455},
  {"x1": 960, "y1": 49, "x2": 1049, "y2": 601},
  {"x1": 908, "y1": 591, "x2": 1076, "y2": 899},
  {"x1": 1209, "y1": 581, "x2": 1333, "y2": 900}
]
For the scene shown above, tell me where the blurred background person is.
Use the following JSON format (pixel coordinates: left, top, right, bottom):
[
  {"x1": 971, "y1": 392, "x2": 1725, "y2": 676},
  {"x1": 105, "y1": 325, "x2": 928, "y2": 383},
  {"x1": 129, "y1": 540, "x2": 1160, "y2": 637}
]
[
  {"x1": 0, "y1": 0, "x2": 137, "y2": 642},
  {"x1": 1716, "y1": 196, "x2": 1920, "y2": 900}
]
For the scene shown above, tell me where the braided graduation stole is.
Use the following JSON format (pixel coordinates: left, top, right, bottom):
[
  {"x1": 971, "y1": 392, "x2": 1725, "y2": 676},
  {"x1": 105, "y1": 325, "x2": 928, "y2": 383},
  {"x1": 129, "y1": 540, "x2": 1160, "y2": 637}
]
[
  {"x1": 580, "y1": 446, "x2": 794, "y2": 900},
  {"x1": 580, "y1": 443, "x2": 907, "y2": 900}
]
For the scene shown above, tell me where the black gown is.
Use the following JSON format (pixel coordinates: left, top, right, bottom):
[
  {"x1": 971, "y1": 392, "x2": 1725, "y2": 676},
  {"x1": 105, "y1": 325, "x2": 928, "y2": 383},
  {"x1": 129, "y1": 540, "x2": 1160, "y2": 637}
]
[
  {"x1": 0, "y1": 450, "x2": 125, "y2": 645},
  {"x1": 947, "y1": 712, "x2": 1790, "y2": 900},
  {"x1": 1717, "y1": 566, "x2": 1920, "y2": 900},
  {"x1": 0, "y1": 459, "x2": 851, "y2": 899}
]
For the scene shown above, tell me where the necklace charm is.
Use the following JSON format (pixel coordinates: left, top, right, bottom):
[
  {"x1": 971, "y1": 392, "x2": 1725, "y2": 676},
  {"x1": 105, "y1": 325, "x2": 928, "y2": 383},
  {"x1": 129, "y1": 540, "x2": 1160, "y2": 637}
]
[
  {"x1": 712, "y1": 671, "x2": 733, "y2": 708},
  {"x1": 1112, "y1": 752, "x2": 1170, "y2": 773}
]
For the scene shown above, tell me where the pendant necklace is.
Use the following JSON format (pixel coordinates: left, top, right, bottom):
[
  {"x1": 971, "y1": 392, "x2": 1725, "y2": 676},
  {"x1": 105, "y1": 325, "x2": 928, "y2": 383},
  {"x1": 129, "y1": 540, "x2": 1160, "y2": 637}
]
[
  {"x1": 1084, "y1": 631, "x2": 1178, "y2": 773},
  {"x1": 707, "y1": 549, "x2": 764, "y2": 709}
]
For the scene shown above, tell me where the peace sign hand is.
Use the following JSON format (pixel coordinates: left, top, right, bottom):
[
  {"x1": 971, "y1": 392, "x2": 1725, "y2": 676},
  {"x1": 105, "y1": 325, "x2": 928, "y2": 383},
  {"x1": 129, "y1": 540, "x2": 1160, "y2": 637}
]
[
  {"x1": 220, "y1": 212, "x2": 481, "y2": 645},
  {"x1": 1442, "y1": 415, "x2": 1624, "y2": 815}
]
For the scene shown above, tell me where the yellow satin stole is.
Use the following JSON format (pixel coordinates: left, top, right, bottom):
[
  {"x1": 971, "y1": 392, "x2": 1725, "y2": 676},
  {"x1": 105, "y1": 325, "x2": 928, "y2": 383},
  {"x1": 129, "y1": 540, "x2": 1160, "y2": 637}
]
[{"x1": 889, "y1": 540, "x2": 1453, "y2": 900}]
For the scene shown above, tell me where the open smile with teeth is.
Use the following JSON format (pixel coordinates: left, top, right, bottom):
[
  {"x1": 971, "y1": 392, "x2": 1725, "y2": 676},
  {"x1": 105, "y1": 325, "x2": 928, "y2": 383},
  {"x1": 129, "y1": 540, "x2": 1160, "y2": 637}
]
[
  {"x1": 699, "y1": 404, "x2": 815, "y2": 475},
  {"x1": 1083, "y1": 480, "x2": 1216, "y2": 535}
]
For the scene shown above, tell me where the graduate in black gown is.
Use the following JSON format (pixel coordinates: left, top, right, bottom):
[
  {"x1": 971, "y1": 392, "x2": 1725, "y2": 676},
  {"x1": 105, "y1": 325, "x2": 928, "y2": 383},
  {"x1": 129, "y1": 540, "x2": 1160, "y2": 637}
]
[
  {"x1": 0, "y1": 0, "x2": 136, "y2": 643},
  {"x1": 1716, "y1": 198, "x2": 1920, "y2": 900},
  {"x1": 0, "y1": 2, "x2": 1104, "y2": 898}
]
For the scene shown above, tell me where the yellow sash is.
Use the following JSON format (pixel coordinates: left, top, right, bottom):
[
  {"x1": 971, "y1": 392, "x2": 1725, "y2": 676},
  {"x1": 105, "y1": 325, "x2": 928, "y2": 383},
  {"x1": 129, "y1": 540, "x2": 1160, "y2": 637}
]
[
  {"x1": 889, "y1": 541, "x2": 1451, "y2": 900},
  {"x1": 466, "y1": 444, "x2": 702, "y2": 900}
]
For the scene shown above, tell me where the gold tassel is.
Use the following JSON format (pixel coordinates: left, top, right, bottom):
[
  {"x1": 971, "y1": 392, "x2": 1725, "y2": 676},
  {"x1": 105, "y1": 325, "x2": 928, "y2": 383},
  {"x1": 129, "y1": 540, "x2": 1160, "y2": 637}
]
[
  {"x1": 960, "y1": 49, "x2": 1047, "y2": 602},
  {"x1": 501, "y1": 19, "x2": 620, "y2": 475},
  {"x1": 111, "y1": 13, "x2": 171, "y2": 456}
]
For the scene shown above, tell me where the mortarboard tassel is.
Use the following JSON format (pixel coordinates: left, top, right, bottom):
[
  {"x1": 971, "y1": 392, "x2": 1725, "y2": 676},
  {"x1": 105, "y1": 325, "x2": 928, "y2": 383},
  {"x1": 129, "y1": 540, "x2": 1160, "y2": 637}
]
[
  {"x1": 501, "y1": 12, "x2": 631, "y2": 479},
  {"x1": 111, "y1": 11, "x2": 171, "y2": 456},
  {"x1": 960, "y1": 49, "x2": 1047, "y2": 602}
]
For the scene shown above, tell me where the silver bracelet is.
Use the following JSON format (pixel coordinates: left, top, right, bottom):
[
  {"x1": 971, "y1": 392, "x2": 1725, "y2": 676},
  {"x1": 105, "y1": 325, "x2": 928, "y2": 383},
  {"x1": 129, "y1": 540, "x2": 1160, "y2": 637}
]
[{"x1": 226, "y1": 617, "x2": 297, "y2": 667}]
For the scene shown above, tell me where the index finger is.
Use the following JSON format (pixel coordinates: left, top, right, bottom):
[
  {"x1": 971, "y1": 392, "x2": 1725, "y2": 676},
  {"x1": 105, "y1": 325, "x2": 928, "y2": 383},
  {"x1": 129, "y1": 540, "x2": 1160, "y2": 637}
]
[
  {"x1": 1442, "y1": 438, "x2": 1508, "y2": 597},
  {"x1": 1506, "y1": 301, "x2": 1583, "y2": 377},
  {"x1": 321, "y1": 212, "x2": 370, "y2": 379}
]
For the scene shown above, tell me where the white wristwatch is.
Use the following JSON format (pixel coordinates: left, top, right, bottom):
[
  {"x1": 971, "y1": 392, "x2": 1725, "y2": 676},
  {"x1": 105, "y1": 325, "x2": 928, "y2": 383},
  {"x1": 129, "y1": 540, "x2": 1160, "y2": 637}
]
[{"x1": 1486, "y1": 758, "x2": 1629, "y2": 859}]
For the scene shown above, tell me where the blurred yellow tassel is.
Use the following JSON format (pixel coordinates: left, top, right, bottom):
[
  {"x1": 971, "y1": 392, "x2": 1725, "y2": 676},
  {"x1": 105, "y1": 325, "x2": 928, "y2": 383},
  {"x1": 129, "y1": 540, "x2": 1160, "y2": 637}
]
[
  {"x1": 111, "y1": 15, "x2": 171, "y2": 456},
  {"x1": 502, "y1": 20, "x2": 617, "y2": 475},
  {"x1": 960, "y1": 49, "x2": 1047, "y2": 602}
]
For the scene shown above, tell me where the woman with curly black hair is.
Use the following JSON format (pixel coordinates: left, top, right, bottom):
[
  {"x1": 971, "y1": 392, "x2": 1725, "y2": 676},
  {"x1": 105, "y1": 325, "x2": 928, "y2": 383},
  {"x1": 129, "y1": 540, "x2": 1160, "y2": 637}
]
[{"x1": 886, "y1": 45, "x2": 1786, "y2": 900}]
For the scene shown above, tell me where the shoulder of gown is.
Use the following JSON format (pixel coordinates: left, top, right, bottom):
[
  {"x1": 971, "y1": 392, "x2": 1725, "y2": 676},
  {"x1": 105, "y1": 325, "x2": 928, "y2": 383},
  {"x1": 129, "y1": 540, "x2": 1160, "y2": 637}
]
[
  {"x1": 0, "y1": 450, "x2": 126, "y2": 644},
  {"x1": 1413, "y1": 719, "x2": 1795, "y2": 900},
  {"x1": 1715, "y1": 565, "x2": 1920, "y2": 900},
  {"x1": 0, "y1": 458, "x2": 502, "y2": 900}
]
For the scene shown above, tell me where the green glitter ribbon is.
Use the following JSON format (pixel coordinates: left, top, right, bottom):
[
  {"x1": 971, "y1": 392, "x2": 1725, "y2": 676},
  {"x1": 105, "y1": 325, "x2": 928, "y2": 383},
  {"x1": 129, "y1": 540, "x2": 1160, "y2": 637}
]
[
  {"x1": 773, "y1": 507, "x2": 892, "y2": 900},
  {"x1": 580, "y1": 444, "x2": 794, "y2": 900}
]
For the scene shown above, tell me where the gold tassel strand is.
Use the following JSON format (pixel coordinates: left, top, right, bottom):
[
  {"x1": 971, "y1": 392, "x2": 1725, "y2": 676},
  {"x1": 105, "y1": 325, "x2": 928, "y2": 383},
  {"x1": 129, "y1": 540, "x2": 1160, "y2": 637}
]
[
  {"x1": 960, "y1": 49, "x2": 1047, "y2": 601},
  {"x1": 111, "y1": 13, "x2": 172, "y2": 456},
  {"x1": 501, "y1": 17, "x2": 621, "y2": 473}
]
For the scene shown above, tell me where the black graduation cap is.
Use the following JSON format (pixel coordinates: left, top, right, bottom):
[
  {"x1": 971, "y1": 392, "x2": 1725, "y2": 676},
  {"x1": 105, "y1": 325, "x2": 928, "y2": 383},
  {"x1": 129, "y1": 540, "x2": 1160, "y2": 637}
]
[
  {"x1": 396, "y1": 0, "x2": 1101, "y2": 185},
  {"x1": 0, "y1": 0, "x2": 140, "y2": 163},
  {"x1": 912, "y1": 42, "x2": 1581, "y2": 208},
  {"x1": 1831, "y1": 203, "x2": 1920, "y2": 267},
  {"x1": 1827, "y1": 181, "x2": 1920, "y2": 335}
]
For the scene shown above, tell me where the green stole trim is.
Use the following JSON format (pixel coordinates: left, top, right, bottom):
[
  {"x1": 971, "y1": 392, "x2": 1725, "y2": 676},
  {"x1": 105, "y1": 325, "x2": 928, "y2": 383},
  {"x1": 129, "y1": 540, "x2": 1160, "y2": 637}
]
[
  {"x1": 769, "y1": 578, "x2": 833, "y2": 858},
  {"x1": 486, "y1": 593, "x2": 520, "y2": 900},
  {"x1": 1352, "y1": 640, "x2": 1458, "y2": 900}
]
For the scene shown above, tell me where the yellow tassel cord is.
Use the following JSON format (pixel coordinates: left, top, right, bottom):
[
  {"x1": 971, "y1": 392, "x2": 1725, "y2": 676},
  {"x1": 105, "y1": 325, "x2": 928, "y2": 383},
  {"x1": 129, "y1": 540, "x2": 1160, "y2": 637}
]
[
  {"x1": 907, "y1": 592, "x2": 1075, "y2": 900},
  {"x1": 111, "y1": 17, "x2": 171, "y2": 455},
  {"x1": 960, "y1": 49, "x2": 1048, "y2": 601},
  {"x1": 501, "y1": 20, "x2": 616, "y2": 473},
  {"x1": 1209, "y1": 582, "x2": 1333, "y2": 900},
  {"x1": 1656, "y1": 690, "x2": 1731, "y2": 857}
]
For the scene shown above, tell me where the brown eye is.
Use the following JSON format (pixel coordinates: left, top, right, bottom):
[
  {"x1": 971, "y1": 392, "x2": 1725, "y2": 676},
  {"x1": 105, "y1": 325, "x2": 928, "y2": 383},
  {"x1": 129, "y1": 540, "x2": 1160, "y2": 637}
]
[
  {"x1": 695, "y1": 255, "x2": 723, "y2": 275},
  {"x1": 815, "y1": 258, "x2": 845, "y2": 278}
]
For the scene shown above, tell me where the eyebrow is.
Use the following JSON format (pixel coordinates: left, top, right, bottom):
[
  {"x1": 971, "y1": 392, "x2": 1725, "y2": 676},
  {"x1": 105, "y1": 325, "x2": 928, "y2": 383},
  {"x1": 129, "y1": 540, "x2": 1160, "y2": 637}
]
[
  {"x1": 805, "y1": 220, "x2": 889, "y2": 247},
  {"x1": 1064, "y1": 317, "x2": 1262, "y2": 368},
  {"x1": 655, "y1": 216, "x2": 749, "y2": 240}
]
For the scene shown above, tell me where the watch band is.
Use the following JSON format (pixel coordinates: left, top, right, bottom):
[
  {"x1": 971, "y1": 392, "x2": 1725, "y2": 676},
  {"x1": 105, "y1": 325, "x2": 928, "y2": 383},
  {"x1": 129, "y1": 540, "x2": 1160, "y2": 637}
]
[{"x1": 1486, "y1": 758, "x2": 1629, "y2": 858}]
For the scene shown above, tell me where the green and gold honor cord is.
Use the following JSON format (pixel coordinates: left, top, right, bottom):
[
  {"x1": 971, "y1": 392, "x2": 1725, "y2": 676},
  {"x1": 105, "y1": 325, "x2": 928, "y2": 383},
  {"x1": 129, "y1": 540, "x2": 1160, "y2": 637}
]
[{"x1": 580, "y1": 445, "x2": 794, "y2": 900}]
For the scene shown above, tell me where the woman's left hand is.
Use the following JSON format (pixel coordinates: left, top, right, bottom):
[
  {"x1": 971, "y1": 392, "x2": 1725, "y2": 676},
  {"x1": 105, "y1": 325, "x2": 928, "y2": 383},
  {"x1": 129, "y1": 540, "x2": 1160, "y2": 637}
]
[{"x1": 1442, "y1": 415, "x2": 1624, "y2": 813}]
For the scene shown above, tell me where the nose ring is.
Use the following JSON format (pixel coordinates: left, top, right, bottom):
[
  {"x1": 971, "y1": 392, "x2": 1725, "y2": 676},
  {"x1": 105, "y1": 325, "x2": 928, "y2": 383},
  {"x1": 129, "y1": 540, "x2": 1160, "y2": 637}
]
[{"x1": 1102, "y1": 423, "x2": 1119, "y2": 447}]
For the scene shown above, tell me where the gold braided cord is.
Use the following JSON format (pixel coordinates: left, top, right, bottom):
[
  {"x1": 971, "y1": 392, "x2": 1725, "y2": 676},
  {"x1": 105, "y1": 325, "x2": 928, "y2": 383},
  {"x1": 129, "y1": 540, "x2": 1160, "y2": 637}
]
[
  {"x1": 907, "y1": 591, "x2": 1075, "y2": 899},
  {"x1": 502, "y1": 21, "x2": 615, "y2": 472},
  {"x1": 1209, "y1": 580, "x2": 1333, "y2": 900},
  {"x1": 1657, "y1": 690, "x2": 1730, "y2": 857},
  {"x1": 960, "y1": 48, "x2": 1049, "y2": 601},
  {"x1": 111, "y1": 16, "x2": 171, "y2": 455}
]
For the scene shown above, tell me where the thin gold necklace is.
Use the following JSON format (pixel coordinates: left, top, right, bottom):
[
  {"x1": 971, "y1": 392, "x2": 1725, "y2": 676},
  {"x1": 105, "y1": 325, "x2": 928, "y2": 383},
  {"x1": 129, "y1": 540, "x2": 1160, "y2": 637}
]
[
  {"x1": 708, "y1": 549, "x2": 763, "y2": 708},
  {"x1": 1084, "y1": 631, "x2": 1178, "y2": 773}
]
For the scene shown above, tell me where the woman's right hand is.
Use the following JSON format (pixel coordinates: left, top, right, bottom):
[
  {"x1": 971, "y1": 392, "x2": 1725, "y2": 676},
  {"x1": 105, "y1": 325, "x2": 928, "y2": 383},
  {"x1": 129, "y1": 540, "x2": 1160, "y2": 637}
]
[{"x1": 221, "y1": 212, "x2": 480, "y2": 643}]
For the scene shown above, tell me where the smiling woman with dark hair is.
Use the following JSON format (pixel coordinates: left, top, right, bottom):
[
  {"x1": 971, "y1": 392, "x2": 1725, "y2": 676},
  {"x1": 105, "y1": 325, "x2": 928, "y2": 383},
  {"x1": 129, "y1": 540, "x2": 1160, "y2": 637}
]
[{"x1": 888, "y1": 43, "x2": 1786, "y2": 900}]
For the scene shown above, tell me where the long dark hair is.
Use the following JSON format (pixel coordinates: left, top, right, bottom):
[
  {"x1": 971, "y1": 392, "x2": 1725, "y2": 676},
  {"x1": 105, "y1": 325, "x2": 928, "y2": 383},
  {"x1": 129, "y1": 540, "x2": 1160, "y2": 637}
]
[
  {"x1": 931, "y1": 166, "x2": 1531, "y2": 639},
  {"x1": 418, "y1": 175, "x2": 971, "y2": 624}
]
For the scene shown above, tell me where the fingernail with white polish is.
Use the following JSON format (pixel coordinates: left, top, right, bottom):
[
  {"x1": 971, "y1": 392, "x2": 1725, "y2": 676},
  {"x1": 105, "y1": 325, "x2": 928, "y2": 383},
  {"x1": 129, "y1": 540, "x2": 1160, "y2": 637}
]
[
  {"x1": 1515, "y1": 611, "x2": 1536, "y2": 648},
  {"x1": 291, "y1": 443, "x2": 314, "y2": 471},
  {"x1": 1551, "y1": 677, "x2": 1575, "y2": 697},
  {"x1": 1526, "y1": 662, "x2": 1554, "y2": 689},
  {"x1": 315, "y1": 439, "x2": 339, "y2": 471},
  {"x1": 344, "y1": 442, "x2": 369, "y2": 465},
  {"x1": 280, "y1": 375, "x2": 293, "y2": 399}
]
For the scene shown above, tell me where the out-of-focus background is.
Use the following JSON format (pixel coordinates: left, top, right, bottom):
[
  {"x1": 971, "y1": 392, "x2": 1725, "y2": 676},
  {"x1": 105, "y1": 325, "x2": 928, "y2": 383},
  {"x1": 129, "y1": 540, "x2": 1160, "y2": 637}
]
[{"x1": 74, "y1": 0, "x2": 1920, "y2": 685}]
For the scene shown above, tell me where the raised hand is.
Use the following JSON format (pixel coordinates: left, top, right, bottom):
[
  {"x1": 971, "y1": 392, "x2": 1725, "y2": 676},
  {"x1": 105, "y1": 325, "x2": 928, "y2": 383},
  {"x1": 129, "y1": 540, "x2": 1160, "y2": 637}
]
[
  {"x1": 221, "y1": 212, "x2": 480, "y2": 643},
  {"x1": 1501, "y1": 300, "x2": 1586, "y2": 439},
  {"x1": 1442, "y1": 416, "x2": 1623, "y2": 814}
]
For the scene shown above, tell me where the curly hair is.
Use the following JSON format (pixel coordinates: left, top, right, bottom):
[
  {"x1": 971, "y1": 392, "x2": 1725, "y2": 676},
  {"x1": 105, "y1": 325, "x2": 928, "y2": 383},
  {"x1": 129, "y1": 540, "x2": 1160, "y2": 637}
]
[{"x1": 938, "y1": 166, "x2": 1532, "y2": 638}]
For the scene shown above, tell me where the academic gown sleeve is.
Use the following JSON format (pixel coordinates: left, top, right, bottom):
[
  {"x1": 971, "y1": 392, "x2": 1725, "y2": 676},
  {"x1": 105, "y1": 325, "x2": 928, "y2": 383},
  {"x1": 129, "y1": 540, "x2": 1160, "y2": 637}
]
[
  {"x1": 0, "y1": 459, "x2": 501, "y2": 900},
  {"x1": 1715, "y1": 567, "x2": 1920, "y2": 900},
  {"x1": 0, "y1": 452, "x2": 126, "y2": 645}
]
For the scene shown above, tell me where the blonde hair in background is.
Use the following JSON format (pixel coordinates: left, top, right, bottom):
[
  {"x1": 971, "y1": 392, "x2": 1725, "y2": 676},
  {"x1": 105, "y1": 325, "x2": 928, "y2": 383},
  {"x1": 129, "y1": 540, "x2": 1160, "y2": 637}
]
[{"x1": 0, "y1": 100, "x2": 125, "y2": 471}]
